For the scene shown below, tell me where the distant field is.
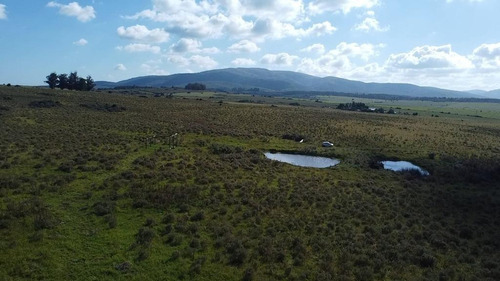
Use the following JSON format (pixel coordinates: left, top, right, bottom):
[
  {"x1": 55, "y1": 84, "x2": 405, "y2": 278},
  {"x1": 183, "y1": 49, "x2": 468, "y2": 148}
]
[
  {"x1": 0, "y1": 86, "x2": 499, "y2": 280},
  {"x1": 317, "y1": 95, "x2": 500, "y2": 120}
]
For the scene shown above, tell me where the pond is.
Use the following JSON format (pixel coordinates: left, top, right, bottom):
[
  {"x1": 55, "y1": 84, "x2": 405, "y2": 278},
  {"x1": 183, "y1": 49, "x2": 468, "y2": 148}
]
[
  {"x1": 381, "y1": 161, "x2": 429, "y2": 176},
  {"x1": 264, "y1": 152, "x2": 340, "y2": 168}
]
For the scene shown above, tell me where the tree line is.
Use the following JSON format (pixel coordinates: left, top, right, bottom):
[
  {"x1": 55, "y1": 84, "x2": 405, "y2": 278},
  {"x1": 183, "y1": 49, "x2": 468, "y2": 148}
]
[
  {"x1": 45, "y1": 72, "x2": 95, "y2": 91},
  {"x1": 185, "y1": 83, "x2": 206, "y2": 90}
]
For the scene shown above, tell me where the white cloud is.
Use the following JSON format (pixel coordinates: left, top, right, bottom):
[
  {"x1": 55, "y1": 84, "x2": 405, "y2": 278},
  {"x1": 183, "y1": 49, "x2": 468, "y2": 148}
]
[
  {"x1": 171, "y1": 38, "x2": 201, "y2": 53},
  {"x1": 446, "y1": 0, "x2": 484, "y2": 3},
  {"x1": 170, "y1": 38, "x2": 220, "y2": 54},
  {"x1": 228, "y1": 40, "x2": 260, "y2": 53},
  {"x1": 297, "y1": 42, "x2": 383, "y2": 76},
  {"x1": 47, "y1": 1, "x2": 96, "y2": 22},
  {"x1": 73, "y1": 38, "x2": 88, "y2": 46},
  {"x1": 301, "y1": 43, "x2": 326, "y2": 55},
  {"x1": 294, "y1": 42, "x2": 500, "y2": 91},
  {"x1": 235, "y1": 0, "x2": 305, "y2": 22},
  {"x1": 117, "y1": 25, "x2": 169, "y2": 43},
  {"x1": 231, "y1": 58, "x2": 257, "y2": 66},
  {"x1": 166, "y1": 54, "x2": 218, "y2": 70},
  {"x1": 261, "y1": 53, "x2": 299, "y2": 66},
  {"x1": 472, "y1": 42, "x2": 500, "y2": 59},
  {"x1": 116, "y1": 43, "x2": 161, "y2": 54},
  {"x1": 251, "y1": 19, "x2": 336, "y2": 40},
  {"x1": 354, "y1": 12, "x2": 389, "y2": 32},
  {"x1": 471, "y1": 42, "x2": 500, "y2": 70},
  {"x1": 115, "y1": 64, "x2": 127, "y2": 71},
  {"x1": 125, "y1": 1, "x2": 336, "y2": 41},
  {"x1": 308, "y1": 0, "x2": 379, "y2": 15},
  {"x1": 386, "y1": 45, "x2": 473, "y2": 70},
  {"x1": 190, "y1": 55, "x2": 218, "y2": 69},
  {"x1": 0, "y1": 4, "x2": 7, "y2": 20},
  {"x1": 141, "y1": 63, "x2": 168, "y2": 75}
]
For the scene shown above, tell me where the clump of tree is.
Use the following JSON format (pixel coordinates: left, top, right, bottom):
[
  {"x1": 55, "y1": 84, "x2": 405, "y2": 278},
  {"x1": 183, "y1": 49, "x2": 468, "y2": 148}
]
[
  {"x1": 337, "y1": 101, "x2": 369, "y2": 111},
  {"x1": 45, "y1": 72, "x2": 95, "y2": 91},
  {"x1": 185, "y1": 83, "x2": 206, "y2": 91}
]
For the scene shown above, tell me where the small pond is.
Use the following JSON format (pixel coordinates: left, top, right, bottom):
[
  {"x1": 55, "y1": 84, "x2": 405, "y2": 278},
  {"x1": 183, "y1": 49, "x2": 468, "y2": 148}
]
[
  {"x1": 264, "y1": 152, "x2": 340, "y2": 168},
  {"x1": 381, "y1": 161, "x2": 429, "y2": 176}
]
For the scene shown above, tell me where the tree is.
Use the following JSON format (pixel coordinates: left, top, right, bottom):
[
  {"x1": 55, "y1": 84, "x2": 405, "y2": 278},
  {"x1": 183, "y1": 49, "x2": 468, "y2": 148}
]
[
  {"x1": 58, "y1": 73, "x2": 68, "y2": 89},
  {"x1": 68, "y1": 71, "x2": 78, "y2": 90},
  {"x1": 185, "y1": 83, "x2": 206, "y2": 91},
  {"x1": 77, "y1": 77, "x2": 87, "y2": 91},
  {"x1": 48, "y1": 72, "x2": 95, "y2": 91},
  {"x1": 45, "y1": 72, "x2": 58, "y2": 89},
  {"x1": 86, "y1": 75, "x2": 96, "y2": 91}
]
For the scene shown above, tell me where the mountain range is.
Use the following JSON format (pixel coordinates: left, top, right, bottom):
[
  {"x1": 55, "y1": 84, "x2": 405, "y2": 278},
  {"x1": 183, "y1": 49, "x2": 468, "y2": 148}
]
[{"x1": 97, "y1": 68, "x2": 499, "y2": 99}]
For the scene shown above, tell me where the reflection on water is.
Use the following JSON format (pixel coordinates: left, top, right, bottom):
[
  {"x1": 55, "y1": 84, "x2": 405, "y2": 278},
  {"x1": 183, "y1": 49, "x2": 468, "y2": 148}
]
[
  {"x1": 264, "y1": 152, "x2": 340, "y2": 168},
  {"x1": 381, "y1": 161, "x2": 429, "y2": 176}
]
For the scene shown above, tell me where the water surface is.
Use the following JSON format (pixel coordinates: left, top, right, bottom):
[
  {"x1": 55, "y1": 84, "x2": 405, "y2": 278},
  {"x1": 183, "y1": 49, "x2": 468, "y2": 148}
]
[
  {"x1": 381, "y1": 161, "x2": 429, "y2": 176},
  {"x1": 265, "y1": 152, "x2": 340, "y2": 168}
]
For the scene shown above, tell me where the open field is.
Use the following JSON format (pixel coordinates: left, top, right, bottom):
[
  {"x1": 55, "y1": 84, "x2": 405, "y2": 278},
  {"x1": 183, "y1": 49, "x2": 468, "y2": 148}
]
[
  {"x1": 0, "y1": 86, "x2": 499, "y2": 280},
  {"x1": 316, "y1": 95, "x2": 500, "y2": 120}
]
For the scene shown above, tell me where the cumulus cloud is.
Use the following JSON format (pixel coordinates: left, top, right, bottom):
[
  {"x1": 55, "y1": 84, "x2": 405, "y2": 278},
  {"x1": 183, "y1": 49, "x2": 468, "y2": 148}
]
[
  {"x1": 446, "y1": 0, "x2": 484, "y2": 3},
  {"x1": 354, "y1": 12, "x2": 389, "y2": 32},
  {"x1": 125, "y1": 1, "x2": 337, "y2": 41},
  {"x1": 472, "y1": 42, "x2": 500, "y2": 59},
  {"x1": 116, "y1": 43, "x2": 161, "y2": 54},
  {"x1": 301, "y1": 43, "x2": 326, "y2": 55},
  {"x1": 141, "y1": 63, "x2": 168, "y2": 75},
  {"x1": 308, "y1": 0, "x2": 379, "y2": 15},
  {"x1": 471, "y1": 42, "x2": 500, "y2": 70},
  {"x1": 169, "y1": 38, "x2": 220, "y2": 54},
  {"x1": 115, "y1": 64, "x2": 127, "y2": 71},
  {"x1": 190, "y1": 55, "x2": 218, "y2": 69},
  {"x1": 297, "y1": 42, "x2": 382, "y2": 76},
  {"x1": 386, "y1": 45, "x2": 473, "y2": 70},
  {"x1": 0, "y1": 4, "x2": 7, "y2": 20},
  {"x1": 167, "y1": 54, "x2": 218, "y2": 70},
  {"x1": 261, "y1": 53, "x2": 299, "y2": 66},
  {"x1": 47, "y1": 1, "x2": 96, "y2": 22},
  {"x1": 228, "y1": 40, "x2": 260, "y2": 53},
  {"x1": 251, "y1": 19, "x2": 336, "y2": 40},
  {"x1": 117, "y1": 25, "x2": 169, "y2": 43},
  {"x1": 294, "y1": 42, "x2": 500, "y2": 91},
  {"x1": 231, "y1": 58, "x2": 257, "y2": 66},
  {"x1": 73, "y1": 38, "x2": 88, "y2": 46}
]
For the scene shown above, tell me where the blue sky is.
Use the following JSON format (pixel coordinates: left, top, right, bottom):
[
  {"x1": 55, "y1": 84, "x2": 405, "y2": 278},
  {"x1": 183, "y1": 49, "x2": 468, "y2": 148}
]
[{"x1": 0, "y1": 0, "x2": 499, "y2": 90}]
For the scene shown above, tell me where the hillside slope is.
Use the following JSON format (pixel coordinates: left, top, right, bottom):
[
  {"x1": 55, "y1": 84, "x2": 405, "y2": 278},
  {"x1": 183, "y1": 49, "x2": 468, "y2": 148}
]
[{"x1": 97, "y1": 68, "x2": 478, "y2": 98}]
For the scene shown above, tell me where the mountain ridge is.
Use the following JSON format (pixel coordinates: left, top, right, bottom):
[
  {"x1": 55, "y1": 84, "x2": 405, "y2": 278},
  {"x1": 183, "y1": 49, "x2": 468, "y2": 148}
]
[{"x1": 96, "y1": 68, "x2": 484, "y2": 98}]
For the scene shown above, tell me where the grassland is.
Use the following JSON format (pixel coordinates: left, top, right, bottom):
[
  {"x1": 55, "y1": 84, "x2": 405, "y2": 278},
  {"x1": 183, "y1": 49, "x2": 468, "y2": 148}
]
[{"x1": 0, "y1": 86, "x2": 499, "y2": 280}]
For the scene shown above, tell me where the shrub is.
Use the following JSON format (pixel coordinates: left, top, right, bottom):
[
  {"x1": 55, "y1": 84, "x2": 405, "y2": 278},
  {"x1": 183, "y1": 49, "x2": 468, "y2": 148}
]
[
  {"x1": 162, "y1": 213, "x2": 175, "y2": 224},
  {"x1": 144, "y1": 217, "x2": 156, "y2": 227},
  {"x1": 459, "y1": 227, "x2": 473, "y2": 239},
  {"x1": 190, "y1": 211, "x2": 204, "y2": 221},
  {"x1": 136, "y1": 248, "x2": 150, "y2": 261},
  {"x1": 419, "y1": 254, "x2": 436, "y2": 268},
  {"x1": 29, "y1": 230, "x2": 44, "y2": 242},
  {"x1": 93, "y1": 201, "x2": 114, "y2": 216},
  {"x1": 166, "y1": 234, "x2": 182, "y2": 246},
  {"x1": 135, "y1": 227, "x2": 155, "y2": 246},
  {"x1": 115, "y1": 261, "x2": 132, "y2": 273},
  {"x1": 132, "y1": 198, "x2": 149, "y2": 209},
  {"x1": 105, "y1": 214, "x2": 117, "y2": 229},
  {"x1": 242, "y1": 268, "x2": 254, "y2": 281},
  {"x1": 34, "y1": 208, "x2": 56, "y2": 230},
  {"x1": 170, "y1": 250, "x2": 180, "y2": 261}
]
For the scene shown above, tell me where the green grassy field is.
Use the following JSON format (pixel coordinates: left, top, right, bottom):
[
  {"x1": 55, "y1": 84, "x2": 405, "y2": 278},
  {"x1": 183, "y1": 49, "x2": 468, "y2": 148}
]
[
  {"x1": 0, "y1": 86, "x2": 499, "y2": 280},
  {"x1": 317, "y1": 95, "x2": 500, "y2": 120}
]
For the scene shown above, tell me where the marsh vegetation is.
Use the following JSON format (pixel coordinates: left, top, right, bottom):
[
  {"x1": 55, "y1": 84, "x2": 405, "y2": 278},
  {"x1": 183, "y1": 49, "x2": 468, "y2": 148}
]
[{"x1": 0, "y1": 86, "x2": 499, "y2": 280}]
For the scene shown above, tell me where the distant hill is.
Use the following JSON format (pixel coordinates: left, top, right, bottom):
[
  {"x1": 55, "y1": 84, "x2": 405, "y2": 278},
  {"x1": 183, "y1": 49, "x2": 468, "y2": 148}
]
[
  {"x1": 97, "y1": 68, "x2": 480, "y2": 98},
  {"x1": 467, "y1": 89, "x2": 500, "y2": 99}
]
